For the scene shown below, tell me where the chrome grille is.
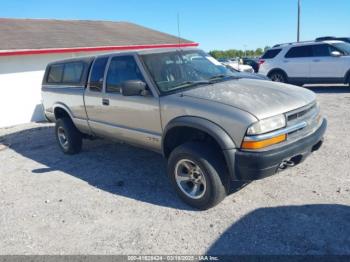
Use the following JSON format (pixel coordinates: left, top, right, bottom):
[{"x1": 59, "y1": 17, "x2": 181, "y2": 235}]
[
  {"x1": 287, "y1": 103, "x2": 317, "y2": 122},
  {"x1": 285, "y1": 102, "x2": 321, "y2": 140}
]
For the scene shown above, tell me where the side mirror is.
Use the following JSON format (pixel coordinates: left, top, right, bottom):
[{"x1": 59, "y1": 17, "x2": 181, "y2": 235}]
[
  {"x1": 121, "y1": 80, "x2": 147, "y2": 96},
  {"x1": 331, "y1": 51, "x2": 342, "y2": 57},
  {"x1": 89, "y1": 78, "x2": 103, "y2": 91}
]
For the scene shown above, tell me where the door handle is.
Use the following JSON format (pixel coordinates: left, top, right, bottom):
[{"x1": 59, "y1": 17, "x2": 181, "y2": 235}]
[
  {"x1": 313, "y1": 59, "x2": 320, "y2": 62},
  {"x1": 102, "y1": 98, "x2": 109, "y2": 106}
]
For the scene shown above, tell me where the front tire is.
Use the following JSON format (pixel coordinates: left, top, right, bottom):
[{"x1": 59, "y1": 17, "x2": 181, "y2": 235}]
[
  {"x1": 168, "y1": 142, "x2": 228, "y2": 210},
  {"x1": 55, "y1": 118, "x2": 82, "y2": 154}
]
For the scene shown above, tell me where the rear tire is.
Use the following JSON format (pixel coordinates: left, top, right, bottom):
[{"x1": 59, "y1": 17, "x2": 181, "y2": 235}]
[
  {"x1": 167, "y1": 142, "x2": 228, "y2": 210},
  {"x1": 55, "y1": 118, "x2": 82, "y2": 154},
  {"x1": 269, "y1": 71, "x2": 287, "y2": 83}
]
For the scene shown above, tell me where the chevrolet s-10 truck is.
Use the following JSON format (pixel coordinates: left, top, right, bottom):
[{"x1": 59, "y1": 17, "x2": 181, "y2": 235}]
[{"x1": 42, "y1": 48, "x2": 327, "y2": 209}]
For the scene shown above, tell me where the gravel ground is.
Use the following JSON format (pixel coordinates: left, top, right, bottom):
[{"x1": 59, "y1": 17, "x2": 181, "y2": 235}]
[{"x1": 0, "y1": 85, "x2": 349, "y2": 255}]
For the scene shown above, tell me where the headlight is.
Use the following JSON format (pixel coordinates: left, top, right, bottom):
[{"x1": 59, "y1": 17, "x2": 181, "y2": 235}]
[{"x1": 247, "y1": 114, "x2": 286, "y2": 135}]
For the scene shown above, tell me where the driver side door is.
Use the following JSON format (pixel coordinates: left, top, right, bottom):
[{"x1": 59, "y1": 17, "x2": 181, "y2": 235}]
[{"x1": 88, "y1": 54, "x2": 162, "y2": 152}]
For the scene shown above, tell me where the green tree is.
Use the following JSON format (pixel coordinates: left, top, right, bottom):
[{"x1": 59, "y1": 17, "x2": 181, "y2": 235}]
[
  {"x1": 209, "y1": 47, "x2": 268, "y2": 59},
  {"x1": 255, "y1": 48, "x2": 263, "y2": 56},
  {"x1": 264, "y1": 46, "x2": 271, "y2": 52}
]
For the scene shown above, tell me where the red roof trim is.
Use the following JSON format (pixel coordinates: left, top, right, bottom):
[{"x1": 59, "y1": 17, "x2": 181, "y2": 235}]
[{"x1": 0, "y1": 43, "x2": 199, "y2": 57}]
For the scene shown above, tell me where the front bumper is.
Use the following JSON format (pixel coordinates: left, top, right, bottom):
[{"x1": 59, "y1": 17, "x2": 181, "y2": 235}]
[{"x1": 231, "y1": 118, "x2": 327, "y2": 181}]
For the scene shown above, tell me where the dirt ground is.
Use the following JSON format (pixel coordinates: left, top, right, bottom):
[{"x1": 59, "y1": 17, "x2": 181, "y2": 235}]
[{"x1": 0, "y1": 85, "x2": 349, "y2": 255}]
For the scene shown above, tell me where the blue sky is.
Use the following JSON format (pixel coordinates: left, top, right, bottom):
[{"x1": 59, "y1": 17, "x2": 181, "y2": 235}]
[{"x1": 1, "y1": 0, "x2": 349, "y2": 51}]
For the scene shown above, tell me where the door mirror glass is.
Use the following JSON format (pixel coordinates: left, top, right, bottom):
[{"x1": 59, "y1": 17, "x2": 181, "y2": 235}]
[
  {"x1": 121, "y1": 80, "x2": 147, "y2": 96},
  {"x1": 106, "y1": 56, "x2": 145, "y2": 93},
  {"x1": 89, "y1": 78, "x2": 103, "y2": 92},
  {"x1": 331, "y1": 51, "x2": 342, "y2": 57}
]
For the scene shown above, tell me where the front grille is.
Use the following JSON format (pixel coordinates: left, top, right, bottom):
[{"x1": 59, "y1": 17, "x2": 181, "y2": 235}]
[
  {"x1": 285, "y1": 102, "x2": 321, "y2": 140},
  {"x1": 287, "y1": 103, "x2": 316, "y2": 122}
]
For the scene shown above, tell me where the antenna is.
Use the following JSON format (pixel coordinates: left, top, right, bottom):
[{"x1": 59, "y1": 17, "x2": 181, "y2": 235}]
[
  {"x1": 297, "y1": 0, "x2": 301, "y2": 42},
  {"x1": 177, "y1": 12, "x2": 181, "y2": 48}
]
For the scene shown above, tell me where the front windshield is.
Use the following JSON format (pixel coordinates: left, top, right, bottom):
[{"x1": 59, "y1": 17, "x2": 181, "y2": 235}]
[
  {"x1": 332, "y1": 42, "x2": 350, "y2": 55},
  {"x1": 141, "y1": 50, "x2": 235, "y2": 93}
]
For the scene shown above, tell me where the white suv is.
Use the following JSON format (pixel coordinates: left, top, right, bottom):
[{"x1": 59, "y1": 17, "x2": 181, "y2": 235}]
[{"x1": 258, "y1": 40, "x2": 350, "y2": 86}]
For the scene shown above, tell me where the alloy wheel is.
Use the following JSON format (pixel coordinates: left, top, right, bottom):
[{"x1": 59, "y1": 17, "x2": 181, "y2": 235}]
[
  {"x1": 57, "y1": 126, "x2": 69, "y2": 150},
  {"x1": 174, "y1": 159, "x2": 207, "y2": 199}
]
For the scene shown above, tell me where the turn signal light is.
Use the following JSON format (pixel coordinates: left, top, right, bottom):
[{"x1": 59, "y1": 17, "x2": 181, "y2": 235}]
[{"x1": 241, "y1": 134, "x2": 287, "y2": 150}]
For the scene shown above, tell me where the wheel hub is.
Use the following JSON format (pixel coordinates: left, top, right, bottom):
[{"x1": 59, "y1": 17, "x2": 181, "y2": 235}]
[
  {"x1": 57, "y1": 127, "x2": 69, "y2": 150},
  {"x1": 174, "y1": 159, "x2": 207, "y2": 199}
]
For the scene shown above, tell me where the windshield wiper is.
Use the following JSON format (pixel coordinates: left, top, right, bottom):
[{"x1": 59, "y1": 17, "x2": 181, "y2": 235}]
[
  {"x1": 172, "y1": 80, "x2": 210, "y2": 89},
  {"x1": 208, "y1": 74, "x2": 239, "y2": 82}
]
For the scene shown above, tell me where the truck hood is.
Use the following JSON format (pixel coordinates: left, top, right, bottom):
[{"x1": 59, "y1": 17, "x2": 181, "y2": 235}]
[{"x1": 181, "y1": 79, "x2": 316, "y2": 120}]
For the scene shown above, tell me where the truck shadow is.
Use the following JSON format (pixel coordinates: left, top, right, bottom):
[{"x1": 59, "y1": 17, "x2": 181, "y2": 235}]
[
  {"x1": 207, "y1": 204, "x2": 350, "y2": 255},
  {"x1": 1, "y1": 125, "x2": 195, "y2": 210},
  {"x1": 305, "y1": 85, "x2": 350, "y2": 93}
]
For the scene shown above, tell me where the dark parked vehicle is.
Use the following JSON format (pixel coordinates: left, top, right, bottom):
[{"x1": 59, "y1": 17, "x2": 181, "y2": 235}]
[{"x1": 242, "y1": 58, "x2": 259, "y2": 73}]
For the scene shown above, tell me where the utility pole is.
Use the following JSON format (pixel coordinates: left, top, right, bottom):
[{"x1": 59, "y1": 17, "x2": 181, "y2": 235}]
[{"x1": 297, "y1": 0, "x2": 301, "y2": 42}]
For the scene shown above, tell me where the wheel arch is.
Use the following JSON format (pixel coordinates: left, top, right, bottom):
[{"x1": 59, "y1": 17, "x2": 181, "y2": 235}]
[
  {"x1": 267, "y1": 68, "x2": 289, "y2": 79},
  {"x1": 344, "y1": 69, "x2": 350, "y2": 84},
  {"x1": 53, "y1": 103, "x2": 74, "y2": 121},
  {"x1": 162, "y1": 116, "x2": 236, "y2": 158},
  {"x1": 162, "y1": 116, "x2": 239, "y2": 180}
]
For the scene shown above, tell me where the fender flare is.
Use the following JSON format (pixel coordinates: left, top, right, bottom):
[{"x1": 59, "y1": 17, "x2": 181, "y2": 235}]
[
  {"x1": 162, "y1": 116, "x2": 239, "y2": 180},
  {"x1": 162, "y1": 116, "x2": 236, "y2": 153},
  {"x1": 52, "y1": 103, "x2": 74, "y2": 120}
]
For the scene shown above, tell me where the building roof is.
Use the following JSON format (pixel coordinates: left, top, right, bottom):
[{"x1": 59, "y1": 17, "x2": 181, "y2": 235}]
[{"x1": 0, "y1": 18, "x2": 197, "y2": 56}]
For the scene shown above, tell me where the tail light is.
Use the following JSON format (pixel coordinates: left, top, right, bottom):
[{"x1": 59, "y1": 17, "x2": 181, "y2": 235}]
[
  {"x1": 258, "y1": 59, "x2": 265, "y2": 65},
  {"x1": 257, "y1": 59, "x2": 265, "y2": 71}
]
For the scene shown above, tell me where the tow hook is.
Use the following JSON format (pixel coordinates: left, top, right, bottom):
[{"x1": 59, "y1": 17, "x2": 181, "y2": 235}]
[
  {"x1": 279, "y1": 159, "x2": 296, "y2": 170},
  {"x1": 279, "y1": 154, "x2": 304, "y2": 170}
]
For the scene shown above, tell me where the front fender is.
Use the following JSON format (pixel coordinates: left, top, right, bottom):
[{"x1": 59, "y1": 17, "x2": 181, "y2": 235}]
[
  {"x1": 162, "y1": 116, "x2": 240, "y2": 180},
  {"x1": 162, "y1": 116, "x2": 237, "y2": 153}
]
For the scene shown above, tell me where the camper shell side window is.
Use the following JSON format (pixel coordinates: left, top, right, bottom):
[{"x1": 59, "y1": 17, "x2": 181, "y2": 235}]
[{"x1": 43, "y1": 58, "x2": 93, "y2": 86}]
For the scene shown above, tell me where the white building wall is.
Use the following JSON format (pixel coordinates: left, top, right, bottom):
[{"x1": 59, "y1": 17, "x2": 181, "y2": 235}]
[{"x1": 0, "y1": 51, "x2": 108, "y2": 127}]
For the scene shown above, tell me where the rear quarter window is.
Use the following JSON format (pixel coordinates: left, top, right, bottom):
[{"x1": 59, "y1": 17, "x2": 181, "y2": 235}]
[
  {"x1": 62, "y1": 62, "x2": 84, "y2": 83},
  {"x1": 261, "y1": 49, "x2": 282, "y2": 59},
  {"x1": 47, "y1": 64, "x2": 64, "y2": 83},
  {"x1": 47, "y1": 62, "x2": 85, "y2": 85}
]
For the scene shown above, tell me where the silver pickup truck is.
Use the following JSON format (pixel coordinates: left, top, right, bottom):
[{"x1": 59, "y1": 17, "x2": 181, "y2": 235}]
[{"x1": 42, "y1": 48, "x2": 327, "y2": 209}]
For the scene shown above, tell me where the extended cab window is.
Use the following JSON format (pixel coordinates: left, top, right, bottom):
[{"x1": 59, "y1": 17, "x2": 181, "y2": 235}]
[
  {"x1": 89, "y1": 57, "x2": 108, "y2": 92},
  {"x1": 47, "y1": 62, "x2": 84, "y2": 84},
  {"x1": 47, "y1": 64, "x2": 64, "y2": 83},
  {"x1": 62, "y1": 62, "x2": 84, "y2": 83},
  {"x1": 285, "y1": 46, "x2": 312, "y2": 58},
  {"x1": 106, "y1": 56, "x2": 144, "y2": 93},
  {"x1": 261, "y1": 49, "x2": 281, "y2": 59}
]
